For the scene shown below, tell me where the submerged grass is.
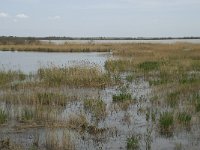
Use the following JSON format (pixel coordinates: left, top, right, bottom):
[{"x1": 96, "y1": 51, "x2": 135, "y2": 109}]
[
  {"x1": 67, "y1": 114, "x2": 88, "y2": 132},
  {"x1": 84, "y1": 99, "x2": 107, "y2": 120},
  {"x1": 45, "y1": 130, "x2": 75, "y2": 150}
]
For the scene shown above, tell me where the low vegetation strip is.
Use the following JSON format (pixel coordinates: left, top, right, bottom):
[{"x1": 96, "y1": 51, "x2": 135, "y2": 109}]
[
  {"x1": 0, "y1": 43, "x2": 111, "y2": 52},
  {"x1": 0, "y1": 42, "x2": 200, "y2": 54}
]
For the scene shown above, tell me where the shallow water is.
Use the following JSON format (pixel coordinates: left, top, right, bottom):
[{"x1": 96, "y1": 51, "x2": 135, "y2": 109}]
[
  {"x1": 0, "y1": 51, "x2": 112, "y2": 73},
  {"x1": 1, "y1": 77, "x2": 200, "y2": 149},
  {"x1": 0, "y1": 79, "x2": 150, "y2": 149}
]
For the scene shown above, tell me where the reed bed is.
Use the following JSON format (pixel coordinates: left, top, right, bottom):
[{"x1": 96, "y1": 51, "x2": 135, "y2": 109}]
[
  {"x1": 1, "y1": 42, "x2": 200, "y2": 55},
  {"x1": 1, "y1": 91, "x2": 71, "y2": 106},
  {"x1": 0, "y1": 70, "x2": 26, "y2": 88},
  {"x1": 38, "y1": 66, "x2": 112, "y2": 88},
  {"x1": 0, "y1": 43, "x2": 111, "y2": 52}
]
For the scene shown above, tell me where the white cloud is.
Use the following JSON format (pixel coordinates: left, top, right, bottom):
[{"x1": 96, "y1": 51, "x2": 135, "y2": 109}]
[
  {"x1": 48, "y1": 15, "x2": 61, "y2": 20},
  {"x1": 0, "y1": 12, "x2": 9, "y2": 18},
  {"x1": 16, "y1": 13, "x2": 29, "y2": 19}
]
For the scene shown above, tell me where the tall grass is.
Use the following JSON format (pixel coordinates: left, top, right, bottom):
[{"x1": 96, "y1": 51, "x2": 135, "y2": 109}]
[
  {"x1": 1, "y1": 91, "x2": 70, "y2": 106},
  {"x1": 38, "y1": 66, "x2": 111, "y2": 88},
  {"x1": 0, "y1": 70, "x2": 25, "y2": 88},
  {"x1": 19, "y1": 108, "x2": 34, "y2": 123}
]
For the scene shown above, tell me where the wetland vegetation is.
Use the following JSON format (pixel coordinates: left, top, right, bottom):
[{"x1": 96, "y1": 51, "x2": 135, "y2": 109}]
[{"x1": 0, "y1": 42, "x2": 200, "y2": 149}]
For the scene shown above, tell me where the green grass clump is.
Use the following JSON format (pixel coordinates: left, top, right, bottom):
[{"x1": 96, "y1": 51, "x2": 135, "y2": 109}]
[
  {"x1": 20, "y1": 108, "x2": 34, "y2": 122},
  {"x1": 138, "y1": 61, "x2": 160, "y2": 72},
  {"x1": 0, "y1": 109, "x2": 7, "y2": 124},
  {"x1": 84, "y1": 99, "x2": 106, "y2": 120},
  {"x1": 196, "y1": 103, "x2": 200, "y2": 112},
  {"x1": 126, "y1": 74, "x2": 135, "y2": 82},
  {"x1": 194, "y1": 93, "x2": 200, "y2": 112},
  {"x1": 127, "y1": 135, "x2": 139, "y2": 150},
  {"x1": 159, "y1": 112, "x2": 174, "y2": 134},
  {"x1": 177, "y1": 112, "x2": 191, "y2": 125},
  {"x1": 113, "y1": 93, "x2": 132, "y2": 102}
]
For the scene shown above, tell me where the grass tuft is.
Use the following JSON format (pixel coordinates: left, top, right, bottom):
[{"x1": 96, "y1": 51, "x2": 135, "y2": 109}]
[
  {"x1": 177, "y1": 112, "x2": 191, "y2": 125},
  {"x1": 127, "y1": 135, "x2": 140, "y2": 150},
  {"x1": 113, "y1": 93, "x2": 132, "y2": 102},
  {"x1": 0, "y1": 109, "x2": 7, "y2": 124},
  {"x1": 159, "y1": 112, "x2": 174, "y2": 135}
]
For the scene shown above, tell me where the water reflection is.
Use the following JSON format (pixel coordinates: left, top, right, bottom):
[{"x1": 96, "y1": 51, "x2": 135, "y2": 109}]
[{"x1": 0, "y1": 51, "x2": 112, "y2": 73}]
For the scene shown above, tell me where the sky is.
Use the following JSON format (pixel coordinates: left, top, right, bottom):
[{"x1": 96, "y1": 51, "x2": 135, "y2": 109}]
[{"x1": 0, "y1": 0, "x2": 200, "y2": 37}]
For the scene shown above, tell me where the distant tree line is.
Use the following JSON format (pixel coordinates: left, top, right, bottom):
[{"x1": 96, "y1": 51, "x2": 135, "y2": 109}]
[
  {"x1": 0, "y1": 36, "x2": 200, "y2": 44},
  {"x1": 0, "y1": 36, "x2": 40, "y2": 45},
  {"x1": 36, "y1": 36, "x2": 200, "y2": 40}
]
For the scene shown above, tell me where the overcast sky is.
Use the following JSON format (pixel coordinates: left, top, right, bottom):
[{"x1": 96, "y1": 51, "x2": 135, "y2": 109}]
[{"x1": 0, "y1": 0, "x2": 200, "y2": 37}]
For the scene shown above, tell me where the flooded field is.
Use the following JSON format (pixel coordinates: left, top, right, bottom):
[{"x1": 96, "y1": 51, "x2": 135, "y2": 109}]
[{"x1": 0, "y1": 43, "x2": 200, "y2": 150}]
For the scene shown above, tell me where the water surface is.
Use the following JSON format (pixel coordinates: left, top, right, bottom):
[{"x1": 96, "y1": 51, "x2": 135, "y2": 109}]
[{"x1": 0, "y1": 51, "x2": 112, "y2": 73}]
